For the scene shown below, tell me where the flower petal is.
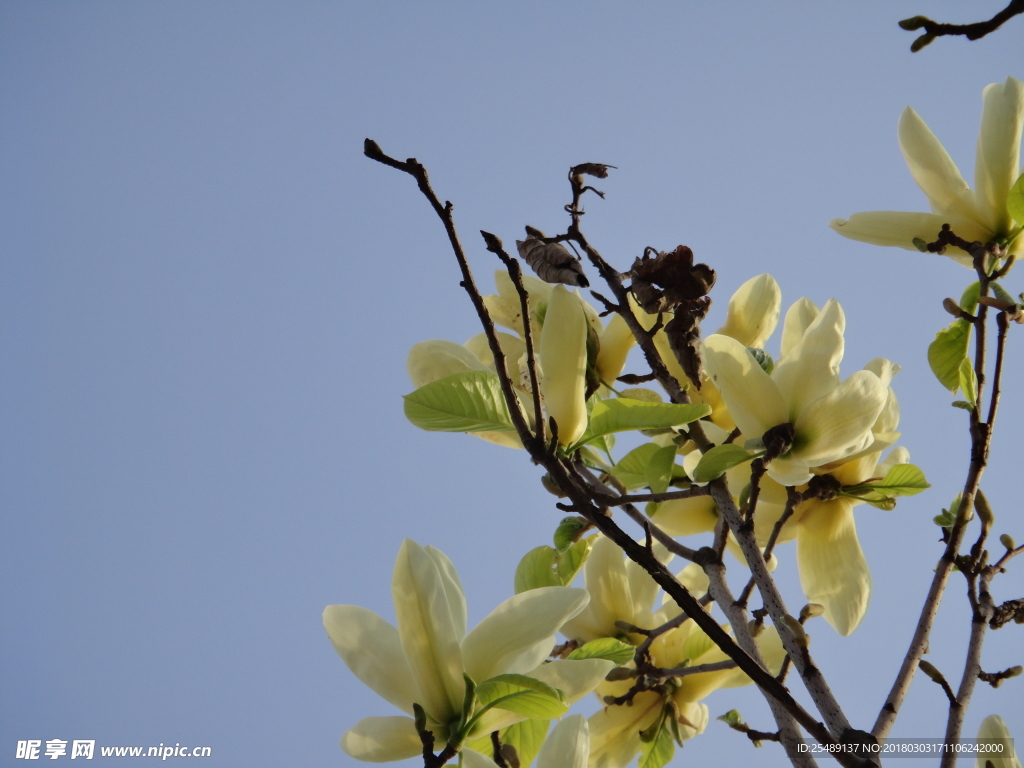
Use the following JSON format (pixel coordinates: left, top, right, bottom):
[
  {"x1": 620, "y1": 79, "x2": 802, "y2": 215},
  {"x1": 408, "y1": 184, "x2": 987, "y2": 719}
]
[
  {"x1": 464, "y1": 331, "x2": 527, "y2": 371},
  {"x1": 624, "y1": 542, "x2": 672, "y2": 623},
  {"x1": 975, "y1": 715, "x2": 1022, "y2": 768},
  {"x1": 829, "y1": 212, "x2": 990, "y2": 267},
  {"x1": 772, "y1": 299, "x2": 844, "y2": 421},
  {"x1": 780, "y1": 298, "x2": 820, "y2": 358},
  {"x1": 674, "y1": 626, "x2": 784, "y2": 702},
  {"x1": 899, "y1": 106, "x2": 977, "y2": 220},
  {"x1": 796, "y1": 499, "x2": 871, "y2": 636},
  {"x1": 588, "y1": 690, "x2": 662, "y2": 768},
  {"x1": 340, "y1": 716, "x2": 422, "y2": 762},
  {"x1": 975, "y1": 77, "x2": 1024, "y2": 235},
  {"x1": 424, "y1": 545, "x2": 468, "y2": 641},
  {"x1": 461, "y1": 586, "x2": 590, "y2": 682},
  {"x1": 462, "y1": 749, "x2": 503, "y2": 768},
  {"x1": 703, "y1": 334, "x2": 788, "y2": 439},
  {"x1": 716, "y1": 274, "x2": 782, "y2": 349},
  {"x1": 392, "y1": 540, "x2": 465, "y2": 724},
  {"x1": 650, "y1": 495, "x2": 718, "y2": 537},
  {"x1": 407, "y1": 340, "x2": 489, "y2": 388},
  {"x1": 596, "y1": 312, "x2": 636, "y2": 384},
  {"x1": 323, "y1": 605, "x2": 417, "y2": 715},
  {"x1": 793, "y1": 370, "x2": 887, "y2": 467},
  {"x1": 765, "y1": 455, "x2": 813, "y2": 487},
  {"x1": 562, "y1": 535, "x2": 632, "y2": 642},
  {"x1": 540, "y1": 285, "x2": 590, "y2": 446},
  {"x1": 536, "y1": 715, "x2": 590, "y2": 768}
]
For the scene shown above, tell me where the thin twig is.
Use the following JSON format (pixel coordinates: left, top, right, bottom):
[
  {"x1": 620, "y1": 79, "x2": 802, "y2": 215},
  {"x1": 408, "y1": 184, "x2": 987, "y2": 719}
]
[{"x1": 900, "y1": 0, "x2": 1024, "y2": 50}]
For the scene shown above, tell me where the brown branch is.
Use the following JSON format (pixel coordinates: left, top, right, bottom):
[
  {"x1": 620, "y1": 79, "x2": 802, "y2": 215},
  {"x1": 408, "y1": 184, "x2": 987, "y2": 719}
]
[{"x1": 899, "y1": 0, "x2": 1024, "y2": 51}]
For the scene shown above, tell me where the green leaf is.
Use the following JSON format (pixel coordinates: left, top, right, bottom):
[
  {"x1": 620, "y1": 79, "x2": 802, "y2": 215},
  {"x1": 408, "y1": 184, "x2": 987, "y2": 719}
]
[
  {"x1": 681, "y1": 626, "x2": 715, "y2": 662},
  {"x1": 473, "y1": 674, "x2": 569, "y2": 720},
  {"x1": 514, "y1": 539, "x2": 594, "y2": 593},
  {"x1": 577, "y1": 399, "x2": 710, "y2": 447},
  {"x1": 958, "y1": 358, "x2": 978, "y2": 408},
  {"x1": 860, "y1": 495, "x2": 897, "y2": 511},
  {"x1": 611, "y1": 443, "x2": 663, "y2": 490},
  {"x1": 639, "y1": 717, "x2": 676, "y2": 768},
  {"x1": 578, "y1": 446, "x2": 614, "y2": 474},
  {"x1": 934, "y1": 492, "x2": 963, "y2": 530},
  {"x1": 645, "y1": 445, "x2": 677, "y2": 495},
  {"x1": 952, "y1": 400, "x2": 973, "y2": 411},
  {"x1": 717, "y1": 709, "x2": 744, "y2": 727},
  {"x1": 498, "y1": 720, "x2": 550, "y2": 768},
  {"x1": 691, "y1": 444, "x2": 754, "y2": 483},
  {"x1": 927, "y1": 319, "x2": 971, "y2": 393},
  {"x1": 619, "y1": 387, "x2": 663, "y2": 402},
  {"x1": 1008, "y1": 170, "x2": 1024, "y2": 225},
  {"x1": 514, "y1": 547, "x2": 561, "y2": 593},
  {"x1": 567, "y1": 637, "x2": 636, "y2": 665},
  {"x1": 747, "y1": 347, "x2": 774, "y2": 375},
  {"x1": 556, "y1": 538, "x2": 594, "y2": 584},
  {"x1": 403, "y1": 371, "x2": 516, "y2": 432},
  {"x1": 553, "y1": 517, "x2": 589, "y2": 551},
  {"x1": 843, "y1": 464, "x2": 931, "y2": 498},
  {"x1": 960, "y1": 282, "x2": 981, "y2": 315}
]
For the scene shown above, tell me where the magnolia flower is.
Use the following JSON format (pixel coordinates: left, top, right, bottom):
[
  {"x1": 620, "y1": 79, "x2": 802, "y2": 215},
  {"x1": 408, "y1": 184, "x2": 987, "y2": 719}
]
[
  {"x1": 560, "y1": 535, "x2": 675, "y2": 644},
  {"x1": 976, "y1": 715, "x2": 1022, "y2": 768},
  {"x1": 831, "y1": 76, "x2": 1024, "y2": 267},
  {"x1": 650, "y1": 274, "x2": 781, "y2": 431},
  {"x1": 588, "y1": 618, "x2": 785, "y2": 768},
  {"x1": 323, "y1": 539, "x2": 613, "y2": 762},
  {"x1": 463, "y1": 715, "x2": 590, "y2": 768},
  {"x1": 703, "y1": 299, "x2": 887, "y2": 486}
]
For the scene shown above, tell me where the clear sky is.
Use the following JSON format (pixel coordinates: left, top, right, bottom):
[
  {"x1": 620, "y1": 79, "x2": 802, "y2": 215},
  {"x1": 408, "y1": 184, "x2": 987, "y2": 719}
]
[{"x1": 2, "y1": 3, "x2": 1021, "y2": 766}]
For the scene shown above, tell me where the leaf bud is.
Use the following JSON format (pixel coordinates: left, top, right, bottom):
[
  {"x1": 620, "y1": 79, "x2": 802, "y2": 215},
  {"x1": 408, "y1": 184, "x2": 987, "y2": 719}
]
[
  {"x1": 975, "y1": 489, "x2": 994, "y2": 530},
  {"x1": 898, "y1": 15, "x2": 930, "y2": 30},
  {"x1": 999, "y1": 534, "x2": 1015, "y2": 551},
  {"x1": 800, "y1": 603, "x2": 825, "y2": 622}
]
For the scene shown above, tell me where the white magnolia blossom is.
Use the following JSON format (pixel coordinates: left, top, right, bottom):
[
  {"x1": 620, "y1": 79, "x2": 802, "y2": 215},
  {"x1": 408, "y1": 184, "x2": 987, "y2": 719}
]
[
  {"x1": 703, "y1": 299, "x2": 887, "y2": 486},
  {"x1": 831, "y1": 76, "x2": 1024, "y2": 266},
  {"x1": 323, "y1": 539, "x2": 612, "y2": 762}
]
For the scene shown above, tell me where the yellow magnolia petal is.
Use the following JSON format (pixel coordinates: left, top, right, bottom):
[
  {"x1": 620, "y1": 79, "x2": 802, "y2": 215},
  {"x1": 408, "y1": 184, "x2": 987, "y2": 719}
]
[
  {"x1": 703, "y1": 334, "x2": 788, "y2": 440},
  {"x1": 407, "y1": 340, "x2": 488, "y2": 388},
  {"x1": 793, "y1": 369, "x2": 887, "y2": 467},
  {"x1": 462, "y1": 749, "x2": 503, "y2": 768},
  {"x1": 898, "y1": 106, "x2": 977, "y2": 221},
  {"x1": 340, "y1": 716, "x2": 422, "y2": 762},
  {"x1": 461, "y1": 586, "x2": 590, "y2": 682},
  {"x1": 651, "y1": 495, "x2": 717, "y2": 537},
  {"x1": 772, "y1": 299, "x2": 844, "y2": 421},
  {"x1": 780, "y1": 297, "x2": 819, "y2": 358},
  {"x1": 716, "y1": 273, "x2": 782, "y2": 349},
  {"x1": 424, "y1": 545, "x2": 468, "y2": 641},
  {"x1": 877, "y1": 446, "x2": 910, "y2": 475},
  {"x1": 975, "y1": 715, "x2": 1022, "y2": 768},
  {"x1": 975, "y1": 77, "x2": 1024, "y2": 234},
  {"x1": 829, "y1": 212, "x2": 990, "y2": 267},
  {"x1": 536, "y1": 715, "x2": 589, "y2": 768},
  {"x1": 588, "y1": 690, "x2": 662, "y2": 768},
  {"x1": 562, "y1": 535, "x2": 632, "y2": 642},
  {"x1": 796, "y1": 499, "x2": 871, "y2": 636},
  {"x1": 464, "y1": 331, "x2": 526, "y2": 371},
  {"x1": 322, "y1": 605, "x2": 417, "y2": 715},
  {"x1": 596, "y1": 312, "x2": 635, "y2": 384},
  {"x1": 624, "y1": 541, "x2": 672, "y2": 624},
  {"x1": 539, "y1": 285, "x2": 589, "y2": 446},
  {"x1": 474, "y1": 431, "x2": 525, "y2": 449},
  {"x1": 764, "y1": 455, "x2": 813, "y2": 488},
  {"x1": 674, "y1": 626, "x2": 785, "y2": 702},
  {"x1": 392, "y1": 540, "x2": 465, "y2": 724}
]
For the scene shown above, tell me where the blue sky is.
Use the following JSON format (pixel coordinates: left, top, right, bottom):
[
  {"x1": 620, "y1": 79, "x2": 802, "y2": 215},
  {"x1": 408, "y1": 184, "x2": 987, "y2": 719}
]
[{"x1": 2, "y1": 3, "x2": 1021, "y2": 766}]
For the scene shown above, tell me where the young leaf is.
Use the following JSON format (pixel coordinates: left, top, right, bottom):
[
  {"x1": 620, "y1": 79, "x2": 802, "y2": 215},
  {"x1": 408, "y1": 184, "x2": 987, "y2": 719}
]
[
  {"x1": 611, "y1": 443, "x2": 663, "y2": 490},
  {"x1": 1008, "y1": 170, "x2": 1024, "y2": 225},
  {"x1": 843, "y1": 464, "x2": 930, "y2": 498},
  {"x1": 556, "y1": 538, "x2": 594, "y2": 585},
  {"x1": 958, "y1": 358, "x2": 978, "y2": 408},
  {"x1": 747, "y1": 347, "x2": 774, "y2": 375},
  {"x1": 951, "y1": 400, "x2": 973, "y2": 411},
  {"x1": 577, "y1": 399, "x2": 710, "y2": 447},
  {"x1": 619, "y1": 387, "x2": 663, "y2": 402},
  {"x1": 639, "y1": 717, "x2": 676, "y2": 768},
  {"x1": 566, "y1": 637, "x2": 636, "y2": 665},
  {"x1": 403, "y1": 371, "x2": 516, "y2": 432},
  {"x1": 991, "y1": 282, "x2": 1016, "y2": 305},
  {"x1": 681, "y1": 626, "x2": 715, "y2": 662},
  {"x1": 927, "y1": 319, "x2": 971, "y2": 393},
  {"x1": 514, "y1": 547, "x2": 561, "y2": 593},
  {"x1": 553, "y1": 517, "x2": 589, "y2": 551},
  {"x1": 717, "y1": 710, "x2": 744, "y2": 727},
  {"x1": 960, "y1": 281, "x2": 981, "y2": 315},
  {"x1": 645, "y1": 445, "x2": 677, "y2": 495},
  {"x1": 473, "y1": 674, "x2": 569, "y2": 720},
  {"x1": 690, "y1": 444, "x2": 754, "y2": 483},
  {"x1": 498, "y1": 720, "x2": 550, "y2": 768}
]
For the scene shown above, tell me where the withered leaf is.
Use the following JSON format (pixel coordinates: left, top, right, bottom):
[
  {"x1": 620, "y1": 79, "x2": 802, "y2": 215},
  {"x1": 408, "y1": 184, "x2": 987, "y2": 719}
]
[{"x1": 516, "y1": 226, "x2": 589, "y2": 287}]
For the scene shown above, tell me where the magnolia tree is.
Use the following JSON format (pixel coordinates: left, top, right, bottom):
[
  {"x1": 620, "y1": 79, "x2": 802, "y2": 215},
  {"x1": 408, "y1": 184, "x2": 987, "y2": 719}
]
[{"x1": 325, "y1": 70, "x2": 1024, "y2": 768}]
